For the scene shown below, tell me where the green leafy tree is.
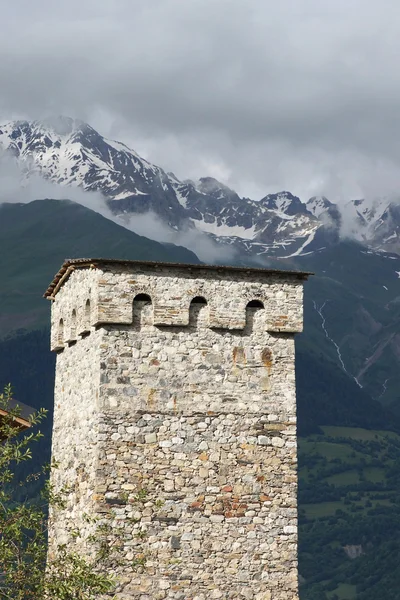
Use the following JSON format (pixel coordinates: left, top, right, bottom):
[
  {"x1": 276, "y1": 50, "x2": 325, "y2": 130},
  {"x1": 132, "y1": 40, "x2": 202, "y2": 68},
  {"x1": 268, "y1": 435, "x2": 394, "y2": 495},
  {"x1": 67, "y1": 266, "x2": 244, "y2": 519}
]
[{"x1": 0, "y1": 384, "x2": 115, "y2": 600}]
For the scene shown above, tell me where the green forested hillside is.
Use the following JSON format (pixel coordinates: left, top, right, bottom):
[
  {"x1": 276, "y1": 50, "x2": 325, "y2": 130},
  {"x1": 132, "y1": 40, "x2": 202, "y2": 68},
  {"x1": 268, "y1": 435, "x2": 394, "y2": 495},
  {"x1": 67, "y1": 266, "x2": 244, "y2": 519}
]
[
  {"x1": 295, "y1": 349, "x2": 399, "y2": 436},
  {"x1": 294, "y1": 243, "x2": 400, "y2": 414},
  {"x1": 299, "y1": 426, "x2": 400, "y2": 600},
  {"x1": 0, "y1": 199, "x2": 199, "y2": 336}
]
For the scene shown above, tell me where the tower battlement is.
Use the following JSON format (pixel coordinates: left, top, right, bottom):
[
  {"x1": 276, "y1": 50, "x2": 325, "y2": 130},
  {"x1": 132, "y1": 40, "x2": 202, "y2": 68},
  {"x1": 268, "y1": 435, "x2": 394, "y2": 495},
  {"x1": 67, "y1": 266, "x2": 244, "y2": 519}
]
[
  {"x1": 47, "y1": 259, "x2": 307, "y2": 351},
  {"x1": 45, "y1": 258, "x2": 310, "y2": 599}
]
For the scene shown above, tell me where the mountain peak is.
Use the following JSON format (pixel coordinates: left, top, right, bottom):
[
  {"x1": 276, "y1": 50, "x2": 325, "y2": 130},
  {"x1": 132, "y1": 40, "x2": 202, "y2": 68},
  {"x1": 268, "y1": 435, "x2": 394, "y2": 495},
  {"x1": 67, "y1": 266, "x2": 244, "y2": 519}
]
[
  {"x1": 198, "y1": 176, "x2": 225, "y2": 189},
  {"x1": 39, "y1": 116, "x2": 90, "y2": 136},
  {"x1": 1, "y1": 116, "x2": 93, "y2": 139},
  {"x1": 306, "y1": 196, "x2": 334, "y2": 218},
  {"x1": 260, "y1": 191, "x2": 310, "y2": 216},
  {"x1": 196, "y1": 176, "x2": 232, "y2": 193}
]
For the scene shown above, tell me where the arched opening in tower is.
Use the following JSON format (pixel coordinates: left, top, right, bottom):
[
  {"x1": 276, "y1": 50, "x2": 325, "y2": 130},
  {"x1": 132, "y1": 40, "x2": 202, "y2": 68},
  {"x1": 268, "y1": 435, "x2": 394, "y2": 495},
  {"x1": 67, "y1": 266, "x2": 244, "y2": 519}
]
[
  {"x1": 133, "y1": 293, "x2": 153, "y2": 327},
  {"x1": 189, "y1": 296, "x2": 208, "y2": 326}
]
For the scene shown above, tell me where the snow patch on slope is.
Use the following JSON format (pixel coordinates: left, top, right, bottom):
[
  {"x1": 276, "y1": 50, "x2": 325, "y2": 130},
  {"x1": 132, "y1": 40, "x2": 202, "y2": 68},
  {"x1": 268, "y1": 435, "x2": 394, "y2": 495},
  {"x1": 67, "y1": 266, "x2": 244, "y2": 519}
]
[
  {"x1": 281, "y1": 229, "x2": 318, "y2": 257},
  {"x1": 192, "y1": 219, "x2": 257, "y2": 239}
]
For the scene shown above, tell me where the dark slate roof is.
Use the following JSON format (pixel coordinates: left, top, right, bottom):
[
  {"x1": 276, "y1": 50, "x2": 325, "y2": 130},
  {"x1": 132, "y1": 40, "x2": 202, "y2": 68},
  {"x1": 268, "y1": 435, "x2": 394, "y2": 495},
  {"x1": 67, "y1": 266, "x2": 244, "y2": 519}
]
[
  {"x1": 7, "y1": 398, "x2": 35, "y2": 421},
  {"x1": 44, "y1": 258, "x2": 312, "y2": 298},
  {"x1": 0, "y1": 398, "x2": 34, "y2": 429}
]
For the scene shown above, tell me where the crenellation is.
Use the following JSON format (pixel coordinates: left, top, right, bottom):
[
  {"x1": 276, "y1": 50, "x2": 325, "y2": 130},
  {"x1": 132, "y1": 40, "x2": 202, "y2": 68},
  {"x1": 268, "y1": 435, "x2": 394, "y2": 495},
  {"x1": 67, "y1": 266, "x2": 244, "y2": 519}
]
[
  {"x1": 50, "y1": 265, "x2": 304, "y2": 349},
  {"x1": 46, "y1": 259, "x2": 309, "y2": 599},
  {"x1": 50, "y1": 268, "x2": 98, "y2": 350}
]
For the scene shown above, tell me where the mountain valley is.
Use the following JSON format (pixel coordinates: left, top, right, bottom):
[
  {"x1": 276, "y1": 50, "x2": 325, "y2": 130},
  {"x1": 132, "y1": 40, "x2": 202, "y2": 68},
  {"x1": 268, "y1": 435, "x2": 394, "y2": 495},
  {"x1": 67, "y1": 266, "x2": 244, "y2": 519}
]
[{"x1": 2, "y1": 117, "x2": 400, "y2": 599}]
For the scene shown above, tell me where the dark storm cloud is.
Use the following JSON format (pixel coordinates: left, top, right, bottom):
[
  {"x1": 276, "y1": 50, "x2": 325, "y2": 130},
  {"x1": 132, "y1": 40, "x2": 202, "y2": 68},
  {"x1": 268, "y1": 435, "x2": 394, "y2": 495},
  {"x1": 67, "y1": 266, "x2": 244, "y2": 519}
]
[{"x1": 1, "y1": 0, "x2": 400, "y2": 200}]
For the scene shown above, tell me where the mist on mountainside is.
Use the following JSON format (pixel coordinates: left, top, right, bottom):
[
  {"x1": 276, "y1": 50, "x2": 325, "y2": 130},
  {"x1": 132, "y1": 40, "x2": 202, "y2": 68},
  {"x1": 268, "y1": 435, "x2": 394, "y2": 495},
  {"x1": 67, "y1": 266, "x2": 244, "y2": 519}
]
[{"x1": 0, "y1": 146, "x2": 235, "y2": 264}]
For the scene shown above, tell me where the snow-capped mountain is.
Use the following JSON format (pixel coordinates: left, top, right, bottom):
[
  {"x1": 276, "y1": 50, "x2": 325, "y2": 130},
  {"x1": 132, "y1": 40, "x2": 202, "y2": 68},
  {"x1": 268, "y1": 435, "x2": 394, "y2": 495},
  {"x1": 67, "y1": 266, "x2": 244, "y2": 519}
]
[
  {"x1": 0, "y1": 116, "x2": 189, "y2": 227},
  {"x1": 343, "y1": 197, "x2": 400, "y2": 252},
  {"x1": 0, "y1": 116, "x2": 321, "y2": 257},
  {"x1": 307, "y1": 194, "x2": 400, "y2": 253},
  {"x1": 1, "y1": 116, "x2": 400, "y2": 258}
]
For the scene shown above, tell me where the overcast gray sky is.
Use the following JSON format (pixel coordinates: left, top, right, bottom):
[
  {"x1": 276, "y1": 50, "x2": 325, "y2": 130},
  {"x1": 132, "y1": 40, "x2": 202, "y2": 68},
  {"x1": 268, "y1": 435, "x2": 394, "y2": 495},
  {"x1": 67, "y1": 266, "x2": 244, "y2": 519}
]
[{"x1": 1, "y1": 0, "x2": 400, "y2": 201}]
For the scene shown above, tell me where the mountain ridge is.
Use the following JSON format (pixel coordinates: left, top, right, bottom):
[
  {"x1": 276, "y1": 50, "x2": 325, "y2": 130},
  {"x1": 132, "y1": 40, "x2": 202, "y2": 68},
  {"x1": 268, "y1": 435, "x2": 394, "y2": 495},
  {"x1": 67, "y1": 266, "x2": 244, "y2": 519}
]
[{"x1": 3, "y1": 116, "x2": 400, "y2": 259}]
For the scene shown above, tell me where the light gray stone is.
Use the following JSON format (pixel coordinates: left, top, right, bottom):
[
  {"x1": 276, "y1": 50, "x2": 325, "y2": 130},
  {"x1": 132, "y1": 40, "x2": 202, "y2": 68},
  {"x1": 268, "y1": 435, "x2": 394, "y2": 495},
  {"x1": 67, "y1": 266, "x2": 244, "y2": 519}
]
[
  {"x1": 271, "y1": 436, "x2": 285, "y2": 448},
  {"x1": 258, "y1": 435, "x2": 271, "y2": 446}
]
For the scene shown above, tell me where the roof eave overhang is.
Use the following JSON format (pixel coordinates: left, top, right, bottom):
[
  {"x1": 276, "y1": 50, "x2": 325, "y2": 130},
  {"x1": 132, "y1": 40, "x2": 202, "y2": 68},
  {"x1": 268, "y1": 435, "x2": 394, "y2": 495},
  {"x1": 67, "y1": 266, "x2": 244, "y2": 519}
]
[{"x1": 44, "y1": 258, "x2": 313, "y2": 299}]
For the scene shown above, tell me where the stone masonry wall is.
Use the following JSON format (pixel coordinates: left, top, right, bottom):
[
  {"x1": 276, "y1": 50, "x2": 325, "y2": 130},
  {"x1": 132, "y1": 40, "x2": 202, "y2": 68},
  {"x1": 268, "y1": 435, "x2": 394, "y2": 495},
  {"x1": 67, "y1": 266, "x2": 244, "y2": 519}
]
[
  {"x1": 48, "y1": 329, "x2": 102, "y2": 557},
  {"x1": 48, "y1": 262, "x2": 305, "y2": 600}
]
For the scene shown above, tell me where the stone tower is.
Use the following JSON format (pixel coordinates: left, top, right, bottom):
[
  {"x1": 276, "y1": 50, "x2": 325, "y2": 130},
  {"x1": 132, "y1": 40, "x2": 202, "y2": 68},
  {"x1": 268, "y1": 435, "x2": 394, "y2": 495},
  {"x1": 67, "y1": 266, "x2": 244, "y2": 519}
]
[{"x1": 45, "y1": 258, "x2": 309, "y2": 600}]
